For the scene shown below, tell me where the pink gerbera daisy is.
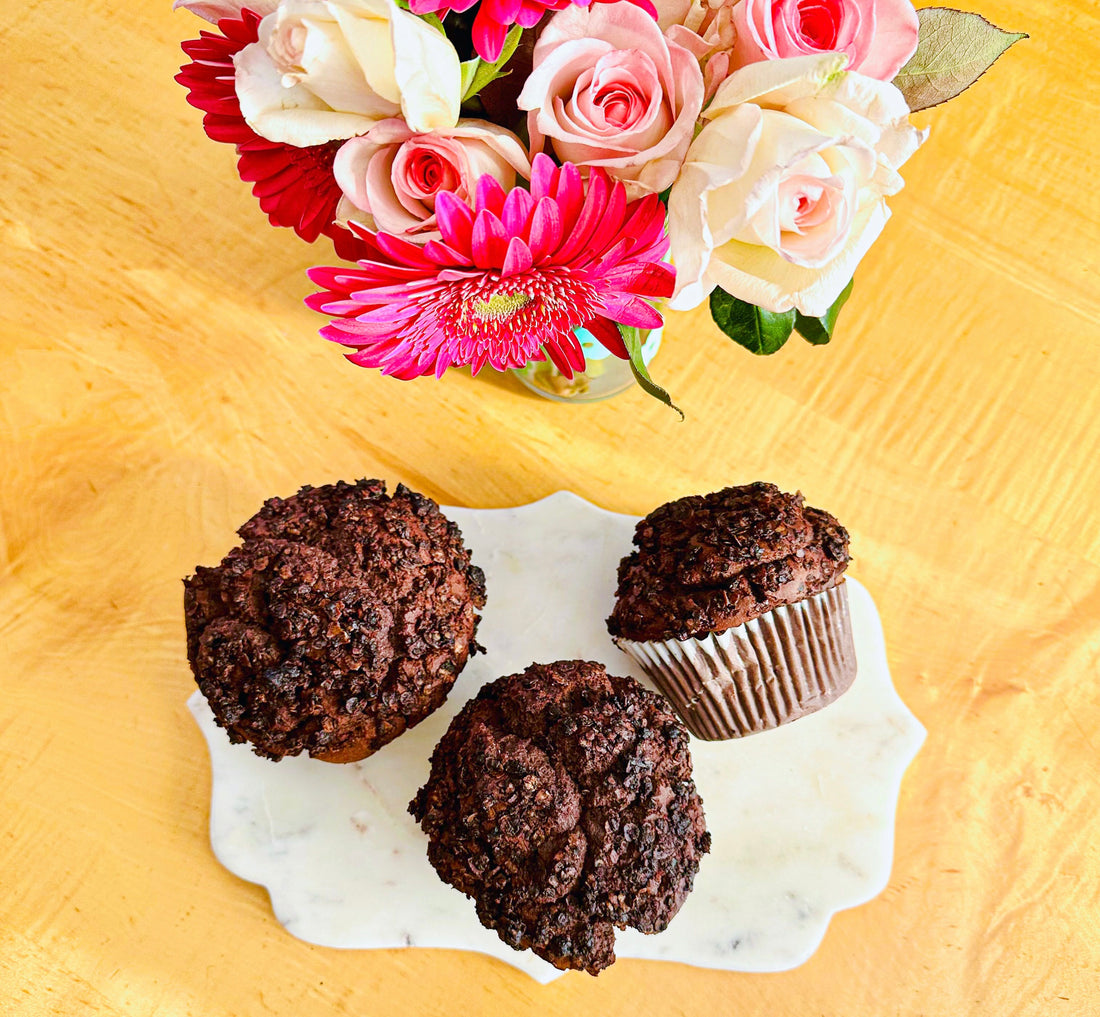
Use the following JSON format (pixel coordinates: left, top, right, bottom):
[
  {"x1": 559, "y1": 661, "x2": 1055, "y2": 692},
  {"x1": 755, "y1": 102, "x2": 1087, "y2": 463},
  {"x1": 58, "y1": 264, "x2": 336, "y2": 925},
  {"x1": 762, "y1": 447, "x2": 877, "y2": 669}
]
[
  {"x1": 410, "y1": 0, "x2": 566, "y2": 63},
  {"x1": 176, "y1": 10, "x2": 352, "y2": 246},
  {"x1": 409, "y1": 0, "x2": 659, "y2": 63},
  {"x1": 306, "y1": 154, "x2": 674, "y2": 379}
]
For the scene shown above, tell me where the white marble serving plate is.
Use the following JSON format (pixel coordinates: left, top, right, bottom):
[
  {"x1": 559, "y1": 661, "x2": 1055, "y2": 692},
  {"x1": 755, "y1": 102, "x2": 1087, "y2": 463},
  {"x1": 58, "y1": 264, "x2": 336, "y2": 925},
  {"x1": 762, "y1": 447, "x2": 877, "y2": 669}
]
[{"x1": 189, "y1": 491, "x2": 925, "y2": 982}]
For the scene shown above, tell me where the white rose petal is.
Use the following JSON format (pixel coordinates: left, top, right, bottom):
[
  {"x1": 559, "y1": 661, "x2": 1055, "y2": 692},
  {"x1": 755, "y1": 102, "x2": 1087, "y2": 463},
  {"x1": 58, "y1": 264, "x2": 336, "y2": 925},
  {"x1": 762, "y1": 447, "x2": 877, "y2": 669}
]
[
  {"x1": 707, "y1": 52, "x2": 849, "y2": 115},
  {"x1": 235, "y1": 40, "x2": 378, "y2": 146},
  {"x1": 234, "y1": 0, "x2": 460, "y2": 148},
  {"x1": 702, "y1": 202, "x2": 890, "y2": 317},
  {"x1": 389, "y1": 2, "x2": 461, "y2": 131},
  {"x1": 331, "y1": 0, "x2": 403, "y2": 104},
  {"x1": 263, "y1": 1, "x2": 397, "y2": 115},
  {"x1": 669, "y1": 55, "x2": 925, "y2": 316}
]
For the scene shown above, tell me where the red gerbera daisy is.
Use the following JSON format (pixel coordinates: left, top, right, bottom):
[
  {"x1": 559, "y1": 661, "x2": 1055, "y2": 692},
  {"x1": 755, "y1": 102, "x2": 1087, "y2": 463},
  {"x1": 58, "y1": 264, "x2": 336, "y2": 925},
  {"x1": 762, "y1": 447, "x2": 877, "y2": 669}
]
[
  {"x1": 176, "y1": 9, "x2": 353, "y2": 246},
  {"x1": 306, "y1": 154, "x2": 674, "y2": 379}
]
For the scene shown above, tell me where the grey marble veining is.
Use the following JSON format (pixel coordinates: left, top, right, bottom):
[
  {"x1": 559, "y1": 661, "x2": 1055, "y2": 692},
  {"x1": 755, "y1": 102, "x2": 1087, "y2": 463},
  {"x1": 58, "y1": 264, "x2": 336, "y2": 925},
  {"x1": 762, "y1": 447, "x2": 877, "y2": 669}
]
[{"x1": 188, "y1": 491, "x2": 925, "y2": 982}]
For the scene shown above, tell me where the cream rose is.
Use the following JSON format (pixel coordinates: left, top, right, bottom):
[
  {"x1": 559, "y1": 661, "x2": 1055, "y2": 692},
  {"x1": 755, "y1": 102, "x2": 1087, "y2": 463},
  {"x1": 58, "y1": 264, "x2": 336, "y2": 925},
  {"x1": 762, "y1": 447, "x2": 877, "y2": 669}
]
[
  {"x1": 516, "y1": 2, "x2": 704, "y2": 197},
  {"x1": 234, "y1": 0, "x2": 461, "y2": 148},
  {"x1": 668, "y1": 53, "x2": 926, "y2": 316},
  {"x1": 334, "y1": 119, "x2": 531, "y2": 240}
]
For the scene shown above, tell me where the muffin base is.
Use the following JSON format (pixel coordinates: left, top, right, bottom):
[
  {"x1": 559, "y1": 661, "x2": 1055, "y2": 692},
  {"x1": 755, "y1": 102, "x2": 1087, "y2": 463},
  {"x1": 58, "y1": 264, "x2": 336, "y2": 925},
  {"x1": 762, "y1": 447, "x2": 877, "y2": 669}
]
[
  {"x1": 311, "y1": 743, "x2": 374, "y2": 764},
  {"x1": 615, "y1": 582, "x2": 857, "y2": 740}
]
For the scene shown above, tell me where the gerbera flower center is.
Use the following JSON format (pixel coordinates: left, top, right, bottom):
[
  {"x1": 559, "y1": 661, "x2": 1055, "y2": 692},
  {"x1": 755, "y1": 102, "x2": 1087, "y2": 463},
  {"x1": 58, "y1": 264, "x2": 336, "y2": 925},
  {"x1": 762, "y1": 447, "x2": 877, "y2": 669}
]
[
  {"x1": 444, "y1": 269, "x2": 602, "y2": 356},
  {"x1": 471, "y1": 291, "x2": 534, "y2": 322}
]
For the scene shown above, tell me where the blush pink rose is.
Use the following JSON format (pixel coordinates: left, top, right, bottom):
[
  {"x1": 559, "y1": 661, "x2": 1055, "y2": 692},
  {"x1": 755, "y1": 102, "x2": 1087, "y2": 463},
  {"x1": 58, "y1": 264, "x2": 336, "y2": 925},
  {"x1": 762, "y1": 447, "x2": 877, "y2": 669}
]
[
  {"x1": 729, "y1": 0, "x2": 919, "y2": 80},
  {"x1": 334, "y1": 118, "x2": 530, "y2": 241},
  {"x1": 516, "y1": 1, "x2": 704, "y2": 197}
]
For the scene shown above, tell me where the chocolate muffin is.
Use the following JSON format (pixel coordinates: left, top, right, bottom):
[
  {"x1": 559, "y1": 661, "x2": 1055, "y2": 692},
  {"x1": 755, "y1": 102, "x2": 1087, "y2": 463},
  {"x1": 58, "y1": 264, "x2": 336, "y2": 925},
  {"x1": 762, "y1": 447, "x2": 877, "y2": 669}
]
[
  {"x1": 608, "y1": 483, "x2": 856, "y2": 739},
  {"x1": 409, "y1": 660, "x2": 710, "y2": 974},
  {"x1": 184, "y1": 479, "x2": 486, "y2": 762}
]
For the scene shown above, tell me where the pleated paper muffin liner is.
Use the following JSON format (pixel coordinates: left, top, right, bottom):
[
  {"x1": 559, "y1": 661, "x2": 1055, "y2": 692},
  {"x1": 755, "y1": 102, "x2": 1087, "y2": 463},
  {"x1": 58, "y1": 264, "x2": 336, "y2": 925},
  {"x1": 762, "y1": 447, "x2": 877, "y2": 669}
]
[{"x1": 614, "y1": 582, "x2": 857, "y2": 740}]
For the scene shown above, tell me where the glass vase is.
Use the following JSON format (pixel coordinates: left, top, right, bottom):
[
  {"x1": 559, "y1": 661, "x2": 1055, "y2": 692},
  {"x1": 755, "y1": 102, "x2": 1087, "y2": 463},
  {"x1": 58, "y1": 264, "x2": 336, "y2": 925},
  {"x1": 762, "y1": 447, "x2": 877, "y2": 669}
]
[{"x1": 514, "y1": 326, "x2": 662, "y2": 403}]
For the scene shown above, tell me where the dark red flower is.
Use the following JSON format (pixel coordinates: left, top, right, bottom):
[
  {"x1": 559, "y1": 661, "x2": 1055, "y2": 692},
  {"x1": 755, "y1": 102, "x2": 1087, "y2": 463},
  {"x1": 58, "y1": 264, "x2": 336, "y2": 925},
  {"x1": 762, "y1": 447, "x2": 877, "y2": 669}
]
[{"x1": 176, "y1": 9, "x2": 360, "y2": 249}]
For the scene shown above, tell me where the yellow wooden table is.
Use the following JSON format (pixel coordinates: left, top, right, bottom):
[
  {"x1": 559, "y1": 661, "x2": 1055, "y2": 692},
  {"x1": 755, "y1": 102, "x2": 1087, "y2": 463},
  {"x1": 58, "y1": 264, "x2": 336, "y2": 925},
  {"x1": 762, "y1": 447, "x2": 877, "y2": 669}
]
[{"x1": 3, "y1": 1, "x2": 1098, "y2": 1012}]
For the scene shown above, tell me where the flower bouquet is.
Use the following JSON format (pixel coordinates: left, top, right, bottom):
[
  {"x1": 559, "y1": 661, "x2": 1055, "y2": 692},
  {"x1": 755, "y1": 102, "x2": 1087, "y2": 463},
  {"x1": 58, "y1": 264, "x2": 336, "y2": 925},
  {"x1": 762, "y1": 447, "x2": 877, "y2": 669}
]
[{"x1": 176, "y1": 0, "x2": 1023, "y2": 408}]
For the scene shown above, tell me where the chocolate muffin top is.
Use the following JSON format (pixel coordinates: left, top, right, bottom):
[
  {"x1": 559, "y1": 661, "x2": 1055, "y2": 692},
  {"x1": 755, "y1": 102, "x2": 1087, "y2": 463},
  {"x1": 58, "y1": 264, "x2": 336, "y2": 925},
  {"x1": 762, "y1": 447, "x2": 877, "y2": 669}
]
[
  {"x1": 184, "y1": 479, "x2": 486, "y2": 762},
  {"x1": 409, "y1": 660, "x2": 710, "y2": 974},
  {"x1": 607, "y1": 482, "x2": 850, "y2": 643}
]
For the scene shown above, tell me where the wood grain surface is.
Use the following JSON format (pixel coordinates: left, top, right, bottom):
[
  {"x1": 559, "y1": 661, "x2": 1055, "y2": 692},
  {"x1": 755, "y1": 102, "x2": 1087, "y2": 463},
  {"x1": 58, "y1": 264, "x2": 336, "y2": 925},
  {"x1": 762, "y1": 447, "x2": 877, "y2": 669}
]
[{"x1": 2, "y1": 1, "x2": 1098, "y2": 1014}]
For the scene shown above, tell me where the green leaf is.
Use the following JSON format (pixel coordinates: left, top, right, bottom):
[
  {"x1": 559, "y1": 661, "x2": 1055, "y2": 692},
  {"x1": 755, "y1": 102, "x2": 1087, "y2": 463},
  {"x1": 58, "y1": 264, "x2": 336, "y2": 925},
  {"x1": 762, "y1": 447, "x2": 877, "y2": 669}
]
[
  {"x1": 794, "y1": 278, "x2": 854, "y2": 345},
  {"x1": 622, "y1": 326, "x2": 683, "y2": 418},
  {"x1": 709, "y1": 288, "x2": 796, "y2": 355},
  {"x1": 893, "y1": 8, "x2": 1027, "y2": 113},
  {"x1": 461, "y1": 24, "x2": 523, "y2": 101},
  {"x1": 459, "y1": 59, "x2": 479, "y2": 100}
]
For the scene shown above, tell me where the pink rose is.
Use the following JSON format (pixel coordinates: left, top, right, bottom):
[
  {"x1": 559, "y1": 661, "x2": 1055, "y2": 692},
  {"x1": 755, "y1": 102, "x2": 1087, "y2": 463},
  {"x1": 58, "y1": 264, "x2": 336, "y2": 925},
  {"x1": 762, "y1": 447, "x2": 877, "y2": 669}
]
[
  {"x1": 516, "y1": 1, "x2": 704, "y2": 197},
  {"x1": 334, "y1": 119, "x2": 530, "y2": 241},
  {"x1": 729, "y1": 0, "x2": 919, "y2": 80}
]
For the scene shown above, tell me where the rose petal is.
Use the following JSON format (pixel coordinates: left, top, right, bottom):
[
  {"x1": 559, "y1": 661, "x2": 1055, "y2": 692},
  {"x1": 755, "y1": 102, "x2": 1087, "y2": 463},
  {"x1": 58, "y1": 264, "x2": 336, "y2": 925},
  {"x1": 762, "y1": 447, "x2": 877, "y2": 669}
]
[
  {"x1": 707, "y1": 52, "x2": 848, "y2": 117},
  {"x1": 852, "y1": 0, "x2": 919, "y2": 80},
  {"x1": 703, "y1": 200, "x2": 889, "y2": 315},
  {"x1": 174, "y1": 0, "x2": 279, "y2": 23},
  {"x1": 389, "y1": 1, "x2": 461, "y2": 130},
  {"x1": 518, "y1": 3, "x2": 703, "y2": 195},
  {"x1": 234, "y1": 40, "x2": 377, "y2": 145}
]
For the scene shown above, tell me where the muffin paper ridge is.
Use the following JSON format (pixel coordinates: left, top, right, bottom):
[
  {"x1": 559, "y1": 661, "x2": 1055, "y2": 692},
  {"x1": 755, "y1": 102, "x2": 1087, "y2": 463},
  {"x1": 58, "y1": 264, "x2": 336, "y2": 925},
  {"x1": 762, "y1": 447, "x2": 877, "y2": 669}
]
[{"x1": 616, "y1": 583, "x2": 857, "y2": 740}]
